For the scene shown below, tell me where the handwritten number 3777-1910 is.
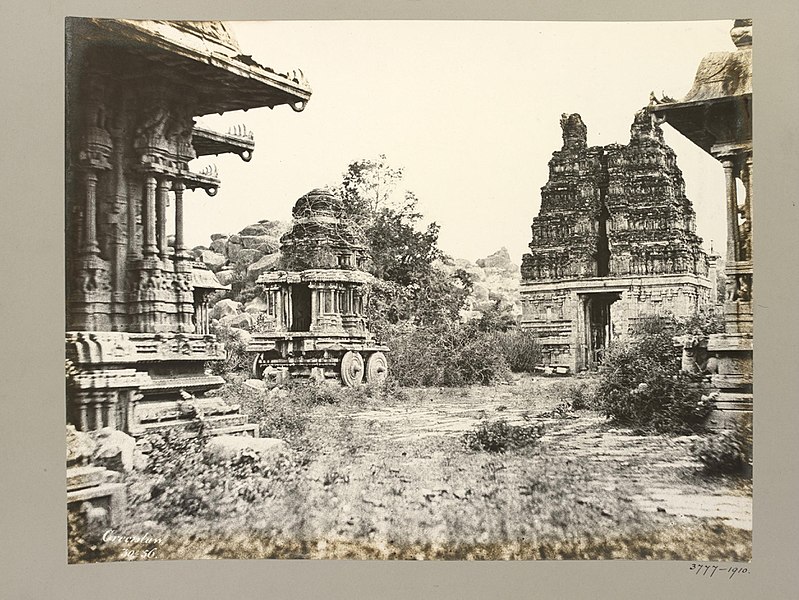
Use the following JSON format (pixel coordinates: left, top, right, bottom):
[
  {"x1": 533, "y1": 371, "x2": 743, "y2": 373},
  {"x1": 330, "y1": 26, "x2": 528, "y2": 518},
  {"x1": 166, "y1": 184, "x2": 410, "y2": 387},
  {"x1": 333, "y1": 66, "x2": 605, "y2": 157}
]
[{"x1": 689, "y1": 564, "x2": 749, "y2": 579}]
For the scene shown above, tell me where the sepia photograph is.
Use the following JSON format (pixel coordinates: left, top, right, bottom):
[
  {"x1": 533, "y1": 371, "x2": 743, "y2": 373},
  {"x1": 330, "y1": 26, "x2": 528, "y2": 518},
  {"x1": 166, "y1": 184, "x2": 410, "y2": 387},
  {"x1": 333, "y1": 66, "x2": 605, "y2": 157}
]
[{"x1": 64, "y1": 17, "x2": 753, "y2": 563}]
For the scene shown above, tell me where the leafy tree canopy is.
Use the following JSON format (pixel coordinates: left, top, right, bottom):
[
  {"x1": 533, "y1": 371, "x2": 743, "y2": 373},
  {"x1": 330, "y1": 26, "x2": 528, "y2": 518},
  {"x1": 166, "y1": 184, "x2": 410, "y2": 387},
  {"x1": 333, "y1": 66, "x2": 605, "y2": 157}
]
[{"x1": 337, "y1": 154, "x2": 468, "y2": 328}]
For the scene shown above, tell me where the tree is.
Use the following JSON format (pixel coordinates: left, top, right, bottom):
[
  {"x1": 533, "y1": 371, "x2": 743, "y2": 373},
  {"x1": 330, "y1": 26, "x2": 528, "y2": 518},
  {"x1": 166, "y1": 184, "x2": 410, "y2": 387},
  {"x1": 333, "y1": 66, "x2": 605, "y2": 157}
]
[
  {"x1": 338, "y1": 155, "x2": 469, "y2": 327},
  {"x1": 341, "y1": 154, "x2": 405, "y2": 220}
]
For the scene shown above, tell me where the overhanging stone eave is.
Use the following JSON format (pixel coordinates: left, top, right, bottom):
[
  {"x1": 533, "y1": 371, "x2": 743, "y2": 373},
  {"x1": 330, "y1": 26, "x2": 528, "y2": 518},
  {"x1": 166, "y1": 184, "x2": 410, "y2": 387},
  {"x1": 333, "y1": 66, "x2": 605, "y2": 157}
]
[
  {"x1": 651, "y1": 94, "x2": 752, "y2": 155},
  {"x1": 192, "y1": 126, "x2": 255, "y2": 161},
  {"x1": 79, "y1": 18, "x2": 313, "y2": 114}
]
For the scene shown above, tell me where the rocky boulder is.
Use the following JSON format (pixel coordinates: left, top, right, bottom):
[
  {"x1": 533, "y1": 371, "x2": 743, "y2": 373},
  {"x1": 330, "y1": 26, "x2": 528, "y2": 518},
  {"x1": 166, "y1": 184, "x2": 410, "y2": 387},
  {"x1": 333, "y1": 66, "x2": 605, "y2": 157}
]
[
  {"x1": 212, "y1": 298, "x2": 242, "y2": 321},
  {"x1": 215, "y1": 266, "x2": 237, "y2": 287},
  {"x1": 236, "y1": 248, "x2": 263, "y2": 265},
  {"x1": 476, "y1": 247, "x2": 519, "y2": 274},
  {"x1": 220, "y1": 312, "x2": 257, "y2": 330},
  {"x1": 209, "y1": 236, "x2": 229, "y2": 255},
  {"x1": 247, "y1": 253, "x2": 280, "y2": 280},
  {"x1": 244, "y1": 296, "x2": 269, "y2": 313},
  {"x1": 239, "y1": 234, "x2": 280, "y2": 253},
  {"x1": 200, "y1": 249, "x2": 227, "y2": 271}
]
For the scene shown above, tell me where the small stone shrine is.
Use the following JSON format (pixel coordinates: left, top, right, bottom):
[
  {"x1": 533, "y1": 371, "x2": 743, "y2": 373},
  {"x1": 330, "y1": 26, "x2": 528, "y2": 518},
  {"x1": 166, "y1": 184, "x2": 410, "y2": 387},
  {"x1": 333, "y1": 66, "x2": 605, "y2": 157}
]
[
  {"x1": 247, "y1": 189, "x2": 389, "y2": 386},
  {"x1": 651, "y1": 19, "x2": 753, "y2": 423},
  {"x1": 520, "y1": 111, "x2": 715, "y2": 372},
  {"x1": 65, "y1": 19, "x2": 312, "y2": 436}
]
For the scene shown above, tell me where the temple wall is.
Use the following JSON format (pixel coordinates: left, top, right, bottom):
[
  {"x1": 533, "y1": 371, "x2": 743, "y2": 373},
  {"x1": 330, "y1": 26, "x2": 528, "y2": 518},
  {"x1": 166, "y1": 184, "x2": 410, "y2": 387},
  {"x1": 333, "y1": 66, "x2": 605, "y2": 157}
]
[{"x1": 520, "y1": 274, "x2": 712, "y2": 372}]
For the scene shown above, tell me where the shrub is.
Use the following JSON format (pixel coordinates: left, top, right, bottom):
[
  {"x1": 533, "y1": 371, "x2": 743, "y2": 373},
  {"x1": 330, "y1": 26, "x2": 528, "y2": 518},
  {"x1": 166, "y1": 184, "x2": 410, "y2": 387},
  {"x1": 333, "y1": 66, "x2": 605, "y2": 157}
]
[
  {"x1": 126, "y1": 428, "x2": 309, "y2": 526},
  {"x1": 562, "y1": 379, "x2": 596, "y2": 410},
  {"x1": 691, "y1": 415, "x2": 753, "y2": 476},
  {"x1": 490, "y1": 329, "x2": 542, "y2": 373},
  {"x1": 462, "y1": 419, "x2": 545, "y2": 453},
  {"x1": 381, "y1": 321, "x2": 511, "y2": 387},
  {"x1": 593, "y1": 315, "x2": 713, "y2": 434},
  {"x1": 207, "y1": 323, "x2": 251, "y2": 376}
]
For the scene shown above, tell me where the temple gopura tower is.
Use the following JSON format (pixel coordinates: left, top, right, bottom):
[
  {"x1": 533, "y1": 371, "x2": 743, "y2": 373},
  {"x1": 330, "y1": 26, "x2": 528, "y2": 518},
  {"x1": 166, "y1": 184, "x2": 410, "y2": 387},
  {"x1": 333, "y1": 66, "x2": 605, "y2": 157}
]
[
  {"x1": 65, "y1": 19, "x2": 312, "y2": 436},
  {"x1": 520, "y1": 110, "x2": 715, "y2": 372}
]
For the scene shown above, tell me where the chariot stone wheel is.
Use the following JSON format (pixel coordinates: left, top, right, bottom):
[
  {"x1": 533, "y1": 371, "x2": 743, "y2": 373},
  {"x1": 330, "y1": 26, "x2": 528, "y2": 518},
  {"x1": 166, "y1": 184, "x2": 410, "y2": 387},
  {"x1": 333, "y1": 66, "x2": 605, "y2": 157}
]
[
  {"x1": 339, "y1": 351, "x2": 365, "y2": 387},
  {"x1": 251, "y1": 353, "x2": 264, "y2": 379},
  {"x1": 365, "y1": 351, "x2": 388, "y2": 384}
]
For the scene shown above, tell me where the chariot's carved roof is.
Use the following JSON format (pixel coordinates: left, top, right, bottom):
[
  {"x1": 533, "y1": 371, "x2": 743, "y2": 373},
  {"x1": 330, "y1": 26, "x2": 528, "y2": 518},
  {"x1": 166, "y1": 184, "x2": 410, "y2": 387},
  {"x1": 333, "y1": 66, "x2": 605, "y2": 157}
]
[{"x1": 192, "y1": 262, "x2": 230, "y2": 290}]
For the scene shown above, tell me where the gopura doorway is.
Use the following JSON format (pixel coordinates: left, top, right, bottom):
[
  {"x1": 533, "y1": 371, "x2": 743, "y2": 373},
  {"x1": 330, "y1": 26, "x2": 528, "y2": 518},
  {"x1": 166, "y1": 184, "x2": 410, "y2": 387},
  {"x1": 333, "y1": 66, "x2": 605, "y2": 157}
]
[{"x1": 580, "y1": 292, "x2": 620, "y2": 370}]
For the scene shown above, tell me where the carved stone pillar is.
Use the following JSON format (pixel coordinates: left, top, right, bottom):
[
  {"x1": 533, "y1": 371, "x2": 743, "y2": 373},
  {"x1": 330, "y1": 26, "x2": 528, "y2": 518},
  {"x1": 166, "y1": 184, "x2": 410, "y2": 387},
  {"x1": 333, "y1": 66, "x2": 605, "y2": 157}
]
[
  {"x1": 156, "y1": 176, "x2": 170, "y2": 261},
  {"x1": 310, "y1": 286, "x2": 318, "y2": 329},
  {"x1": 82, "y1": 170, "x2": 100, "y2": 255},
  {"x1": 173, "y1": 180, "x2": 187, "y2": 258},
  {"x1": 722, "y1": 158, "x2": 739, "y2": 267},
  {"x1": 143, "y1": 174, "x2": 158, "y2": 257}
]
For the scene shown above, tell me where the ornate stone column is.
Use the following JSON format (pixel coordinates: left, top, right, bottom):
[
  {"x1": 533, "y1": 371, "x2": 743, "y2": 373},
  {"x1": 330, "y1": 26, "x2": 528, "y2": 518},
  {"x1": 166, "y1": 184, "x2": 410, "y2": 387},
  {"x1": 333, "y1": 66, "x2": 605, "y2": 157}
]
[
  {"x1": 173, "y1": 180, "x2": 187, "y2": 258},
  {"x1": 722, "y1": 158, "x2": 739, "y2": 268},
  {"x1": 156, "y1": 176, "x2": 170, "y2": 262},
  {"x1": 143, "y1": 175, "x2": 158, "y2": 258},
  {"x1": 82, "y1": 170, "x2": 100, "y2": 255},
  {"x1": 171, "y1": 179, "x2": 194, "y2": 332}
]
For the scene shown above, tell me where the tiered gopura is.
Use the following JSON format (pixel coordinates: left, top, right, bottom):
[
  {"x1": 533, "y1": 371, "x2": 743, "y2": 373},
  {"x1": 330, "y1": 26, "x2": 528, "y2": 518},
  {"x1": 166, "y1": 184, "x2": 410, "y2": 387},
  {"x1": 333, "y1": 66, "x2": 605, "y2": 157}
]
[
  {"x1": 652, "y1": 19, "x2": 753, "y2": 423},
  {"x1": 520, "y1": 111, "x2": 715, "y2": 372},
  {"x1": 247, "y1": 189, "x2": 389, "y2": 386},
  {"x1": 65, "y1": 19, "x2": 312, "y2": 436}
]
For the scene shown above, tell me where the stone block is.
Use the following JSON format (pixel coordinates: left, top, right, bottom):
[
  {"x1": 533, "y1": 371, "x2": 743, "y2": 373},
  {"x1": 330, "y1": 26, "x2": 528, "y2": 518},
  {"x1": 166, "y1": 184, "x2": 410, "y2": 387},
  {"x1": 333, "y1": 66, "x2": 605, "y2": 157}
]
[{"x1": 90, "y1": 427, "x2": 137, "y2": 472}]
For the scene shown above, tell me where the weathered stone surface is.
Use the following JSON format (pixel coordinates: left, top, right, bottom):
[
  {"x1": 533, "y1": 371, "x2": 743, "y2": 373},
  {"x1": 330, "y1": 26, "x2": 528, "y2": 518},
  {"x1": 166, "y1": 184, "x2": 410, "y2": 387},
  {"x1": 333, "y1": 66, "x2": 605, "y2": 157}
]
[
  {"x1": 239, "y1": 234, "x2": 280, "y2": 253},
  {"x1": 200, "y1": 249, "x2": 227, "y2": 270},
  {"x1": 226, "y1": 241, "x2": 243, "y2": 260},
  {"x1": 209, "y1": 237, "x2": 228, "y2": 255},
  {"x1": 476, "y1": 247, "x2": 518, "y2": 274},
  {"x1": 235, "y1": 248, "x2": 263, "y2": 265},
  {"x1": 67, "y1": 425, "x2": 96, "y2": 466},
  {"x1": 215, "y1": 267, "x2": 236, "y2": 287},
  {"x1": 220, "y1": 312, "x2": 256, "y2": 330},
  {"x1": 246, "y1": 253, "x2": 280, "y2": 280},
  {"x1": 280, "y1": 188, "x2": 369, "y2": 271},
  {"x1": 210, "y1": 233, "x2": 228, "y2": 241},
  {"x1": 211, "y1": 298, "x2": 242, "y2": 320},
  {"x1": 191, "y1": 245, "x2": 208, "y2": 258},
  {"x1": 243, "y1": 378, "x2": 266, "y2": 391},
  {"x1": 204, "y1": 435, "x2": 288, "y2": 464},
  {"x1": 90, "y1": 428, "x2": 136, "y2": 472}
]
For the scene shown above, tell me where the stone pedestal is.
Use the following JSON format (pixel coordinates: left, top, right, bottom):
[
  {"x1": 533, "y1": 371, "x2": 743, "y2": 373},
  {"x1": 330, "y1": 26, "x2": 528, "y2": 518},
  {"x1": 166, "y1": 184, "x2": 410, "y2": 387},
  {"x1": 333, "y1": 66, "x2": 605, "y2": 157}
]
[{"x1": 707, "y1": 332, "x2": 753, "y2": 427}]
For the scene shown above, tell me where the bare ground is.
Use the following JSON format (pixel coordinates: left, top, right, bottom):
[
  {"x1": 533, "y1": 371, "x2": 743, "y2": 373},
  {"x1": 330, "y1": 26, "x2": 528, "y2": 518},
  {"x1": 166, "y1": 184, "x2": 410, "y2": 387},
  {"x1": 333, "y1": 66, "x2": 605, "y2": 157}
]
[{"x1": 87, "y1": 375, "x2": 752, "y2": 561}]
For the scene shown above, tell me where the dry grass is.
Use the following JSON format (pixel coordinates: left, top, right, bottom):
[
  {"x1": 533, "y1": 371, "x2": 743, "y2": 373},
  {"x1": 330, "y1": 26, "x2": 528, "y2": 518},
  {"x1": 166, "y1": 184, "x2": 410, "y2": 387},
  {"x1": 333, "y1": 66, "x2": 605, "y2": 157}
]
[{"x1": 70, "y1": 375, "x2": 752, "y2": 562}]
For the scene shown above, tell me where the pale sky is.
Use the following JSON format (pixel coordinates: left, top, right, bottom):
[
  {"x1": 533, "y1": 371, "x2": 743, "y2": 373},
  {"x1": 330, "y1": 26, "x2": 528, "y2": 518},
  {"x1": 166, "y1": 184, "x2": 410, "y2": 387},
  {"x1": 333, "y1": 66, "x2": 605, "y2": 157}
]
[{"x1": 185, "y1": 20, "x2": 736, "y2": 264}]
